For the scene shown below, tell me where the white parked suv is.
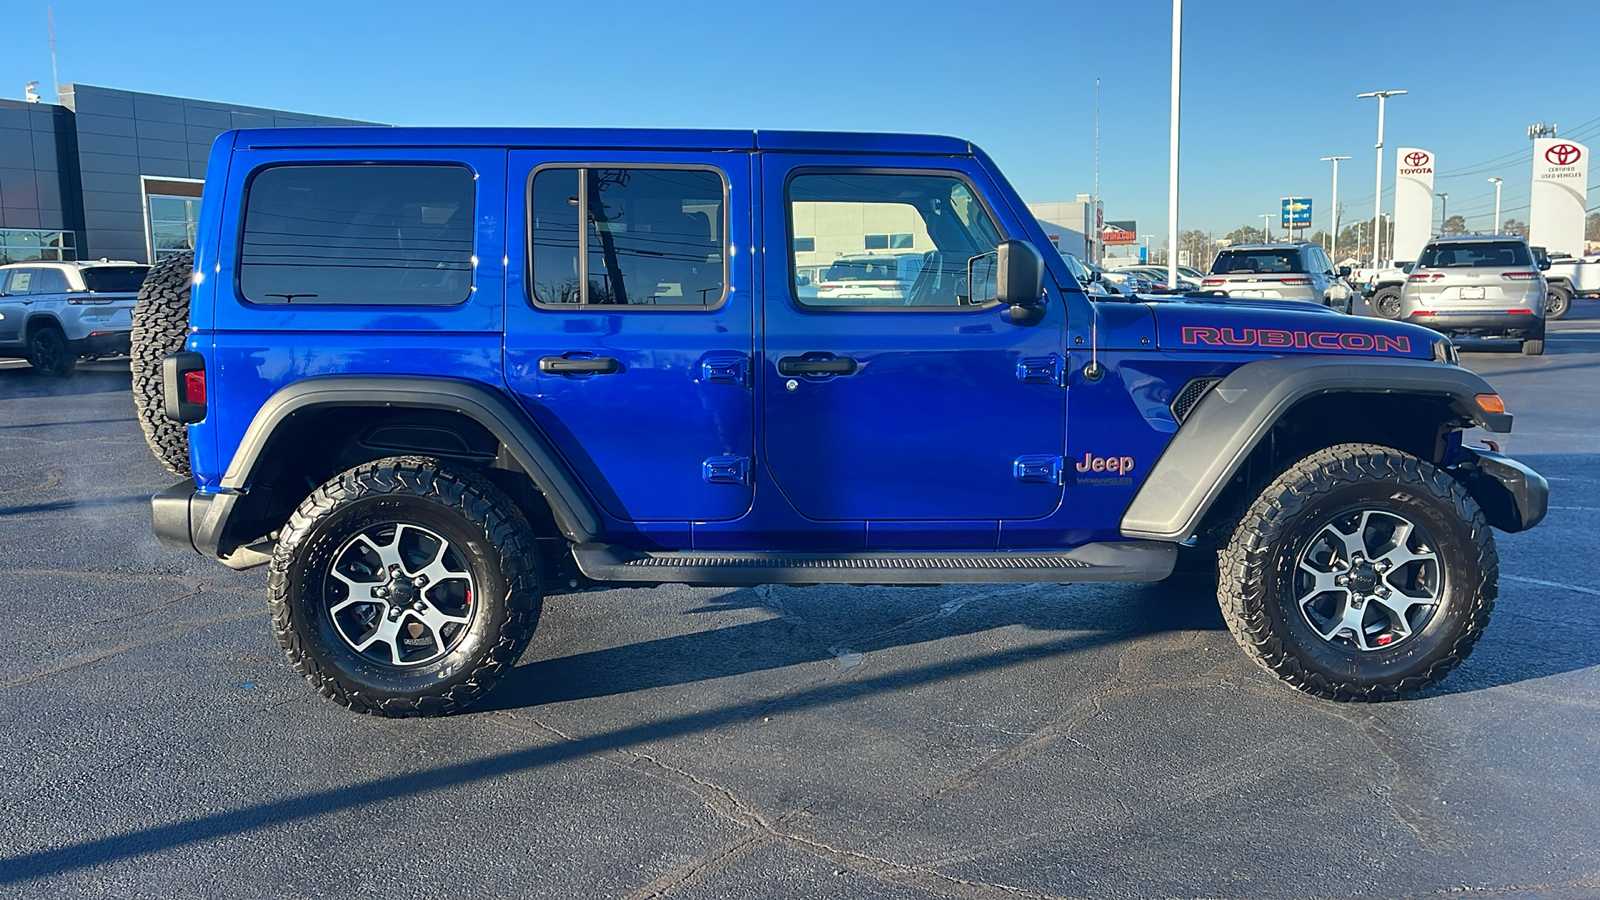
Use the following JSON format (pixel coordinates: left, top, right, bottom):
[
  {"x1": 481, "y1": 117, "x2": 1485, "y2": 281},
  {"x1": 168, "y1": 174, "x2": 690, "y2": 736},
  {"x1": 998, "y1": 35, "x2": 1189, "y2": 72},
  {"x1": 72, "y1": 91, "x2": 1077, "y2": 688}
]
[
  {"x1": 1398, "y1": 235, "x2": 1546, "y2": 356},
  {"x1": 0, "y1": 260, "x2": 148, "y2": 376},
  {"x1": 1201, "y1": 241, "x2": 1354, "y2": 312},
  {"x1": 812, "y1": 253, "x2": 926, "y2": 304}
]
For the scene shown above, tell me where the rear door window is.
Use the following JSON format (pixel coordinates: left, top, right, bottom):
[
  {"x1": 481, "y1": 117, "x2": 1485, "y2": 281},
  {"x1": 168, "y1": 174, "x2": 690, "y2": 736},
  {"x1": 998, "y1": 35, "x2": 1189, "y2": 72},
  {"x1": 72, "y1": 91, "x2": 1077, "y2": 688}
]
[
  {"x1": 528, "y1": 166, "x2": 726, "y2": 308},
  {"x1": 36, "y1": 268, "x2": 70, "y2": 294},
  {"x1": 240, "y1": 164, "x2": 476, "y2": 305}
]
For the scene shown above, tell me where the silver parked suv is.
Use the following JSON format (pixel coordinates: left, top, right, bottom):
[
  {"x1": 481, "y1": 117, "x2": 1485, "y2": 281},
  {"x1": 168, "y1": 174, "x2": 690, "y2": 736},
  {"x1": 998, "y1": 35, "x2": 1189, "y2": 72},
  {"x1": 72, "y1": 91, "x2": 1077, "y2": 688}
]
[
  {"x1": 1399, "y1": 235, "x2": 1546, "y2": 356},
  {"x1": 1201, "y1": 241, "x2": 1353, "y2": 312},
  {"x1": 0, "y1": 260, "x2": 149, "y2": 376}
]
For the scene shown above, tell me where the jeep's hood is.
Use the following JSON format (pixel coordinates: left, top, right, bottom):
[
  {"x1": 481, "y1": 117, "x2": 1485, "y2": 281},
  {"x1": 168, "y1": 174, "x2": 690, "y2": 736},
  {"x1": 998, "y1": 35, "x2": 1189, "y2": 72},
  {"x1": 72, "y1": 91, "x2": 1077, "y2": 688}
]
[{"x1": 1150, "y1": 298, "x2": 1436, "y2": 359}]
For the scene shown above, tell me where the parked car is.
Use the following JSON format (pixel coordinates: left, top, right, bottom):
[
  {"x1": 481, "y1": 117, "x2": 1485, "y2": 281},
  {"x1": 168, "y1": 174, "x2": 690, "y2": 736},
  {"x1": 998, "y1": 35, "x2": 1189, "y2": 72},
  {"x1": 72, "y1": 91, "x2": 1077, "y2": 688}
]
[
  {"x1": 812, "y1": 253, "x2": 925, "y2": 305},
  {"x1": 0, "y1": 260, "x2": 148, "y2": 376},
  {"x1": 1201, "y1": 242, "x2": 1354, "y2": 313},
  {"x1": 1116, "y1": 265, "x2": 1200, "y2": 290},
  {"x1": 140, "y1": 126, "x2": 1543, "y2": 716},
  {"x1": 1399, "y1": 235, "x2": 1547, "y2": 355},
  {"x1": 1531, "y1": 247, "x2": 1579, "y2": 320},
  {"x1": 1361, "y1": 260, "x2": 1413, "y2": 319}
]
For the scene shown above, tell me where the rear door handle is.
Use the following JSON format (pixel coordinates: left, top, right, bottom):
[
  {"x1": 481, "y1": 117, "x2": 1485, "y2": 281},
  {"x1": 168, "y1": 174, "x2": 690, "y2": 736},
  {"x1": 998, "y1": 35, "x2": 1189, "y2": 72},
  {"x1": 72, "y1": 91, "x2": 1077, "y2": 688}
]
[
  {"x1": 778, "y1": 356, "x2": 858, "y2": 376},
  {"x1": 539, "y1": 355, "x2": 620, "y2": 375}
]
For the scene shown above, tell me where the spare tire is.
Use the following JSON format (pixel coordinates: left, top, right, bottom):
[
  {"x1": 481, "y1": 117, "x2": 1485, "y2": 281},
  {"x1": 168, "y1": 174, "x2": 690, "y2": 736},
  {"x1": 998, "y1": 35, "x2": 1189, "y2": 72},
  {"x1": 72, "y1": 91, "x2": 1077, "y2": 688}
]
[{"x1": 131, "y1": 251, "x2": 195, "y2": 477}]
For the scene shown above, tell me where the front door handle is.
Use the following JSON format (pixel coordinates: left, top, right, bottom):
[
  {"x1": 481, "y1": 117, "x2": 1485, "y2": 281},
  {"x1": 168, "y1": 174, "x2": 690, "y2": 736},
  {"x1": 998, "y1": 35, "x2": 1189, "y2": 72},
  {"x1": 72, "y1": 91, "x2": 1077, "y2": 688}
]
[
  {"x1": 778, "y1": 356, "x2": 858, "y2": 376},
  {"x1": 539, "y1": 355, "x2": 620, "y2": 375}
]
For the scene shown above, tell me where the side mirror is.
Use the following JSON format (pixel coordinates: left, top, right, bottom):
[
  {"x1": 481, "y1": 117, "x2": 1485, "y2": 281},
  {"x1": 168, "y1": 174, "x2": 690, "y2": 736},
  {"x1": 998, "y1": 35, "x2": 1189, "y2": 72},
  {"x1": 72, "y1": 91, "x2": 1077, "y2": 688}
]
[
  {"x1": 1402, "y1": 262, "x2": 1416, "y2": 274},
  {"x1": 995, "y1": 239, "x2": 1044, "y2": 307},
  {"x1": 1337, "y1": 266, "x2": 1352, "y2": 278},
  {"x1": 1538, "y1": 260, "x2": 1551, "y2": 271}
]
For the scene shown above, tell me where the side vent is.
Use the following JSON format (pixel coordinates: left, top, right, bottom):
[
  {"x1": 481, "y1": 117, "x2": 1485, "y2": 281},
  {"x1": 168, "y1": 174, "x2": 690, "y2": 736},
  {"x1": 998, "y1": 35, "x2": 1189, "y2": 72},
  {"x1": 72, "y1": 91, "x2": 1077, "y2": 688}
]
[{"x1": 1170, "y1": 377, "x2": 1222, "y2": 424}]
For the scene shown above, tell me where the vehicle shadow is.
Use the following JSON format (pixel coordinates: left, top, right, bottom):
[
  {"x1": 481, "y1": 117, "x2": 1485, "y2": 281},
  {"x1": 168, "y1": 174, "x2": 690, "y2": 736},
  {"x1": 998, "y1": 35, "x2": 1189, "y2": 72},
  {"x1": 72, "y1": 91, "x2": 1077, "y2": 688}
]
[{"x1": 479, "y1": 573, "x2": 1227, "y2": 711}]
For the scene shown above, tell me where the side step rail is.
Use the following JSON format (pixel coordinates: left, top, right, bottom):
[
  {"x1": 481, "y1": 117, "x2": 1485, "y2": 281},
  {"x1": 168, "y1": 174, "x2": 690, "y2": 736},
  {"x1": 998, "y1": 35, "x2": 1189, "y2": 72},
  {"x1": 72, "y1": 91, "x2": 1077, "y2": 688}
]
[{"x1": 571, "y1": 541, "x2": 1175, "y2": 587}]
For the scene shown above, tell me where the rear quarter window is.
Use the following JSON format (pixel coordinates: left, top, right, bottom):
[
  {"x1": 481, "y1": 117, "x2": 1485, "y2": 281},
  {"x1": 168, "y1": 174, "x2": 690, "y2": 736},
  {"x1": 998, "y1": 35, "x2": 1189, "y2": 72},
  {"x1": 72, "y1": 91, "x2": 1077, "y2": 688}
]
[{"x1": 240, "y1": 164, "x2": 476, "y2": 306}]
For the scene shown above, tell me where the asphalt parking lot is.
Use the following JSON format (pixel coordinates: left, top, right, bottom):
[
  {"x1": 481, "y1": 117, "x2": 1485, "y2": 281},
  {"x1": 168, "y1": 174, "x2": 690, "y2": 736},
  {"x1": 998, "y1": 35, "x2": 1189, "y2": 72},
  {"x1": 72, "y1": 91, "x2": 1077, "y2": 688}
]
[{"x1": 1, "y1": 308, "x2": 1596, "y2": 899}]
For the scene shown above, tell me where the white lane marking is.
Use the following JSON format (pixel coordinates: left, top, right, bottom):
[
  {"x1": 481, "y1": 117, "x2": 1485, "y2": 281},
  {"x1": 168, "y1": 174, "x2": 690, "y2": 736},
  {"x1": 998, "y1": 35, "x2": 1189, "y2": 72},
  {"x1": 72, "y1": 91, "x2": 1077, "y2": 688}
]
[{"x1": 1504, "y1": 575, "x2": 1600, "y2": 597}]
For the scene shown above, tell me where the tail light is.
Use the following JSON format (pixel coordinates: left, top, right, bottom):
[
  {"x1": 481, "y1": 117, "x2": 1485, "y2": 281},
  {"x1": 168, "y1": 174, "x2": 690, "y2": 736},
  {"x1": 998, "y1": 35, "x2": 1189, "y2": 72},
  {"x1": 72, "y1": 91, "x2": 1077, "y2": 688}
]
[
  {"x1": 1279, "y1": 277, "x2": 1312, "y2": 285},
  {"x1": 162, "y1": 351, "x2": 207, "y2": 424},
  {"x1": 1408, "y1": 273, "x2": 1444, "y2": 282},
  {"x1": 1501, "y1": 271, "x2": 1538, "y2": 281},
  {"x1": 1201, "y1": 278, "x2": 1225, "y2": 286}
]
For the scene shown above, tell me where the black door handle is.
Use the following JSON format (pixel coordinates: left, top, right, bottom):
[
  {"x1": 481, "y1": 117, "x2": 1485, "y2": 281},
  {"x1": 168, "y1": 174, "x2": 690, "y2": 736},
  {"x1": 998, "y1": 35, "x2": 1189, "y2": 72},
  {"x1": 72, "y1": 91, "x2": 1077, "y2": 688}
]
[
  {"x1": 540, "y1": 355, "x2": 620, "y2": 375},
  {"x1": 778, "y1": 356, "x2": 858, "y2": 376}
]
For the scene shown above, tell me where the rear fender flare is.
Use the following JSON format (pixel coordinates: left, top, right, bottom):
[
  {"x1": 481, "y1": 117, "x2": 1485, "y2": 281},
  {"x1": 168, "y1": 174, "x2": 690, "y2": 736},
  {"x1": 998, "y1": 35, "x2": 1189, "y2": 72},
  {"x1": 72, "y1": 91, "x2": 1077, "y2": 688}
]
[{"x1": 221, "y1": 375, "x2": 601, "y2": 542}]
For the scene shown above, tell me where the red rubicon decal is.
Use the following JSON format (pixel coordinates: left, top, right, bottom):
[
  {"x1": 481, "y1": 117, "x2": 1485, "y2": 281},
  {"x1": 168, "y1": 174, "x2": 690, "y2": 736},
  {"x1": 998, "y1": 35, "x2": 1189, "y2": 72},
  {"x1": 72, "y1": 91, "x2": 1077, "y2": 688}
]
[{"x1": 1181, "y1": 326, "x2": 1410, "y2": 353}]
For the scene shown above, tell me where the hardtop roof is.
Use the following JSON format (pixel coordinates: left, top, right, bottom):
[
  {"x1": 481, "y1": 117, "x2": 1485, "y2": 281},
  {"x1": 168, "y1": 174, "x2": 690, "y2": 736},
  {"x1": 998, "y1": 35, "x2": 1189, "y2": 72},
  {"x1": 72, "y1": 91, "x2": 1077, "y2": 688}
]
[{"x1": 231, "y1": 127, "x2": 974, "y2": 156}]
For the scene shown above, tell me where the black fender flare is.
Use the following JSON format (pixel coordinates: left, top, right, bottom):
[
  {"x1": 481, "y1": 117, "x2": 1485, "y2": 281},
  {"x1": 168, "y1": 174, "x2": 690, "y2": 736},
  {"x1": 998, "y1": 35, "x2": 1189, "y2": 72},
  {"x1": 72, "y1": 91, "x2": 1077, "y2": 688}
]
[
  {"x1": 221, "y1": 375, "x2": 602, "y2": 542},
  {"x1": 1119, "y1": 356, "x2": 1512, "y2": 542}
]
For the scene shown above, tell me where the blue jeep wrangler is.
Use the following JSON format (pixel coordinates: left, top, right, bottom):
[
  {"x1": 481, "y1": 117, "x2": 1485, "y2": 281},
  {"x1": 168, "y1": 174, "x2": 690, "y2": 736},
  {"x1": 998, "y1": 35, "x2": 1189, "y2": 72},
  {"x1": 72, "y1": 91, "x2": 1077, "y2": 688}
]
[{"x1": 135, "y1": 128, "x2": 1547, "y2": 716}]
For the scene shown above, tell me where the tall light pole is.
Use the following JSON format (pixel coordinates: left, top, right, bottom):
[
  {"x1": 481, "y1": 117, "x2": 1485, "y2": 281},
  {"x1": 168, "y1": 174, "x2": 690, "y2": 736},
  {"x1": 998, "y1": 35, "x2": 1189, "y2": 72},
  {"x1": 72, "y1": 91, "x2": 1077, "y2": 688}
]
[
  {"x1": 1140, "y1": 233, "x2": 1154, "y2": 265},
  {"x1": 1357, "y1": 89, "x2": 1407, "y2": 268},
  {"x1": 1487, "y1": 177, "x2": 1502, "y2": 233},
  {"x1": 1166, "y1": 0, "x2": 1182, "y2": 288},
  {"x1": 1321, "y1": 155, "x2": 1350, "y2": 258},
  {"x1": 1379, "y1": 213, "x2": 1391, "y2": 263},
  {"x1": 1436, "y1": 192, "x2": 1449, "y2": 234},
  {"x1": 1259, "y1": 213, "x2": 1273, "y2": 243}
]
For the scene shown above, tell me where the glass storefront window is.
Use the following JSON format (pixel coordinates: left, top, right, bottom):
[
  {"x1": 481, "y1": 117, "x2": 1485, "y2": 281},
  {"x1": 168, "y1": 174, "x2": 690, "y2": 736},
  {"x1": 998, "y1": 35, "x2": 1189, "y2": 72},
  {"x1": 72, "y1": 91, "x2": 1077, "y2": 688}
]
[
  {"x1": 0, "y1": 229, "x2": 77, "y2": 265},
  {"x1": 147, "y1": 194, "x2": 200, "y2": 261}
]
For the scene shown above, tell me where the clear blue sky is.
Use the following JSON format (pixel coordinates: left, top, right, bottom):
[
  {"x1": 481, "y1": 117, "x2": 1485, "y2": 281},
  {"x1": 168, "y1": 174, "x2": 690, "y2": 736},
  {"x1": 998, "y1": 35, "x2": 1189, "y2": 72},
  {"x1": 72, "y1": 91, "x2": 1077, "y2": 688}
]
[{"x1": 4, "y1": 0, "x2": 1596, "y2": 241}]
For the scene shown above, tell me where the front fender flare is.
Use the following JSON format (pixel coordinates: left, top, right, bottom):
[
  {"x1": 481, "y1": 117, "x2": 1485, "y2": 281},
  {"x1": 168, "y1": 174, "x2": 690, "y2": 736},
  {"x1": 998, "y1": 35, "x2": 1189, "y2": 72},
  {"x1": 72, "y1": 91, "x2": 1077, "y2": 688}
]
[{"x1": 1120, "y1": 356, "x2": 1509, "y2": 542}]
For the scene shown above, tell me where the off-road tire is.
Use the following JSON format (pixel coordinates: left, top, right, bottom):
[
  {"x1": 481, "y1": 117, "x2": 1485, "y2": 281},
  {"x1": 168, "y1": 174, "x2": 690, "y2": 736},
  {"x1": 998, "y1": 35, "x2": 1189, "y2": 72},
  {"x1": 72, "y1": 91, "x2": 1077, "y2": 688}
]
[
  {"x1": 27, "y1": 326, "x2": 75, "y2": 377},
  {"x1": 1521, "y1": 339, "x2": 1545, "y2": 356},
  {"x1": 1545, "y1": 284, "x2": 1571, "y2": 320},
  {"x1": 130, "y1": 251, "x2": 194, "y2": 476},
  {"x1": 1371, "y1": 286, "x2": 1403, "y2": 319},
  {"x1": 1217, "y1": 443, "x2": 1496, "y2": 701},
  {"x1": 268, "y1": 456, "x2": 542, "y2": 717}
]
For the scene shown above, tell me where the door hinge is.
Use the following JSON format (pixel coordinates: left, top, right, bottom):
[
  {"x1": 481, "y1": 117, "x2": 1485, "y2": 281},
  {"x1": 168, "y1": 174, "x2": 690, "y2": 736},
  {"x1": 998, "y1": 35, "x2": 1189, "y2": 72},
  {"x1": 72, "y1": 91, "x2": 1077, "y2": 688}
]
[
  {"x1": 701, "y1": 354, "x2": 750, "y2": 387},
  {"x1": 1017, "y1": 355, "x2": 1066, "y2": 386},
  {"x1": 1013, "y1": 455, "x2": 1065, "y2": 485},
  {"x1": 702, "y1": 456, "x2": 751, "y2": 485}
]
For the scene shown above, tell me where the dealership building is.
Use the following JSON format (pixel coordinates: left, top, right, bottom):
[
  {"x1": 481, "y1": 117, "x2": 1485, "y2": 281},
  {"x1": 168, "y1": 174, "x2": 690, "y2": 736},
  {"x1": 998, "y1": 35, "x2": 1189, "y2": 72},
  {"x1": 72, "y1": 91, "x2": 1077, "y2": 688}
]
[{"x1": 0, "y1": 84, "x2": 373, "y2": 266}]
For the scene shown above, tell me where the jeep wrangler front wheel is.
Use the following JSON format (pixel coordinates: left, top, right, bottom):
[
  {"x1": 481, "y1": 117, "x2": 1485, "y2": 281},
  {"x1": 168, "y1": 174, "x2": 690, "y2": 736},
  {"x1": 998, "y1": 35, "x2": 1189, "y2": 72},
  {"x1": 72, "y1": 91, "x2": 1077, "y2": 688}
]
[
  {"x1": 1217, "y1": 443, "x2": 1496, "y2": 701},
  {"x1": 268, "y1": 457, "x2": 542, "y2": 716}
]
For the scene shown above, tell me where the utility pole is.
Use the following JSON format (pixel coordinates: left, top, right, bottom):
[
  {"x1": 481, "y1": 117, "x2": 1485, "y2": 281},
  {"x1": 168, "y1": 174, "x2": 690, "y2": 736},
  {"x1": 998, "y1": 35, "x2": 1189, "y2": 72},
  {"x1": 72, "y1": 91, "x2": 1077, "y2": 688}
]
[
  {"x1": 48, "y1": 6, "x2": 59, "y2": 102},
  {"x1": 1259, "y1": 213, "x2": 1273, "y2": 243},
  {"x1": 1358, "y1": 89, "x2": 1407, "y2": 268},
  {"x1": 1321, "y1": 155, "x2": 1350, "y2": 258},
  {"x1": 1488, "y1": 177, "x2": 1502, "y2": 233},
  {"x1": 1166, "y1": 0, "x2": 1183, "y2": 289},
  {"x1": 1436, "y1": 192, "x2": 1449, "y2": 235}
]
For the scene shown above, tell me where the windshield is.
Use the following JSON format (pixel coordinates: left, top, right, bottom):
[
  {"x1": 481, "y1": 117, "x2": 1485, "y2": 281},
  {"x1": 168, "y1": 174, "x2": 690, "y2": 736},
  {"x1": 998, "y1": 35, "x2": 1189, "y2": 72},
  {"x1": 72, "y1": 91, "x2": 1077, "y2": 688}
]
[
  {"x1": 80, "y1": 266, "x2": 150, "y2": 293},
  {"x1": 1418, "y1": 241, "x2": 1532, "y2": 268},
  {"x1": 1211, "y1": 250, "x2": 1305, "y2": 275}
]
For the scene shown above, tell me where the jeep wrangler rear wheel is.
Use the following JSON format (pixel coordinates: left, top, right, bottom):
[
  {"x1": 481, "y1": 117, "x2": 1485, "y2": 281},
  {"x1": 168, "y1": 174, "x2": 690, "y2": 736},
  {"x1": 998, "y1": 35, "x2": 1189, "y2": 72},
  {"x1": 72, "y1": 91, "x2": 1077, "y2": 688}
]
[
  {"x1": 1217, "y1": 443, "x2": 1496, "y2": 701},
  {"x1": 131, "y1": 251, "x2": 195, "y2": 476},
  {"x1": 269, "y1": 456, "x2": 542, "y2": 717}
]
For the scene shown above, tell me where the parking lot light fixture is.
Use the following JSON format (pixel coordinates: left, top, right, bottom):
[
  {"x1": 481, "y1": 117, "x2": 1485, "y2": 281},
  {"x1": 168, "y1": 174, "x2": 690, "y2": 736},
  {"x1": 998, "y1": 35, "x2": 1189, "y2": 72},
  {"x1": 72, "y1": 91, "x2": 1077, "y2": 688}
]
[
  {"x1": 1358, "y1": 90, "x2": 1407, "y2": 268},
  {"x1": 1488, "y1": 177, "x2": 1503, "y2": 232},
  {"x1": 1321, "y1": 156, "x2": 1350, "y2": 257}
]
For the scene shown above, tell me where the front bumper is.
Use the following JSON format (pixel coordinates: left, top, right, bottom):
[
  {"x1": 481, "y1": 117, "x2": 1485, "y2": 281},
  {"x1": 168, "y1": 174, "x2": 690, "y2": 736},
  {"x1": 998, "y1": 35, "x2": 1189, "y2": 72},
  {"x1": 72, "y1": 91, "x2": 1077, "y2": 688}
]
[
  {"x1": 1404, "y1": 312, "x2": 1543, "y2": 339},
  {"x1": 1450, "y1": 446, "x2": 1548, "y2": 533}
]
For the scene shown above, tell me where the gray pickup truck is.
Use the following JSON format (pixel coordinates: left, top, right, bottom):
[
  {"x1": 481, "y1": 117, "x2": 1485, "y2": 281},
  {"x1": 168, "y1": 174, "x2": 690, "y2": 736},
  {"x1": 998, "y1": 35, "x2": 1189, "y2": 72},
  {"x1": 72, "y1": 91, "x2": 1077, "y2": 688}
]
[{"x1": 0, "y1": 260, "x2": 148, "y2": 376}]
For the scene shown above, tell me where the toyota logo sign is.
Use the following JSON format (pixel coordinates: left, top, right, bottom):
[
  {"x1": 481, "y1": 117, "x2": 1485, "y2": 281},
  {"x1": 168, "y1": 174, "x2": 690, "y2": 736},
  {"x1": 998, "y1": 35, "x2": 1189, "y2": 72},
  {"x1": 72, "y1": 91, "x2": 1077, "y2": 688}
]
[
  {"x1": 1546, "y1": 143, "x2": 1583, "y2": 166},
  {"x1": 1404, "y1": 151, "x2": 1430, "y2": 167}
]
